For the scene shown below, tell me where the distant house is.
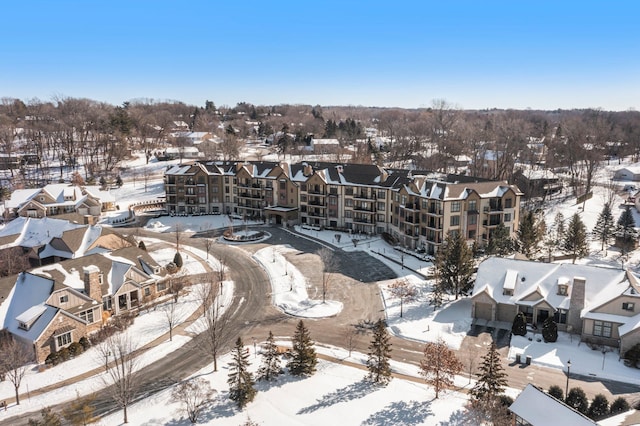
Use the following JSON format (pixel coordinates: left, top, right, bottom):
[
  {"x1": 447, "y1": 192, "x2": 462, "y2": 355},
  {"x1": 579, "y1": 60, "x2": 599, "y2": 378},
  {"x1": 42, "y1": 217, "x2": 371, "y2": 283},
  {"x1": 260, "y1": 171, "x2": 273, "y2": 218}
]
[
  {"x1": 614, "y1": 165, "x2": 640, "y2": 181},
  {"x1": 509, "y1": 384, "x2": 598, "y2": 426},
  {"x1": 156, "y1": 146, "x2": 203, "y2": 161},
  {"x1": 5, "y1": 184, "x2": 115, "y2": 219},
  {"x1": 0, "y1": 247, "x2": 167, "y2": 363},
  {"x1": 0, "y1": 217, "x2": 132, "y2": 266},
  {"x1": 471, "y1": 257, "x2": 640, "y2": 354},
  {"x1": 513, "y1": 168, "x2": 563, "y2": 198},
  {"x1": 309, "y1": 138, "x2": 341, "y2": 154}
]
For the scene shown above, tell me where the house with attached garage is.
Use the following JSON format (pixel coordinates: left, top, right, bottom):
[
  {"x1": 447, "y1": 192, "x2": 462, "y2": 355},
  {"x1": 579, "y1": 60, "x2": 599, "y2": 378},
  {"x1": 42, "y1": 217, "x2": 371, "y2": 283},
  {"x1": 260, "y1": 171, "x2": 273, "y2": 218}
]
[
  {"x1": 471, "y1": 257, "x2": 640, "y2": 354},
  {"x1": 0, "y1": 247, "x2": 167, "y2": 363}
]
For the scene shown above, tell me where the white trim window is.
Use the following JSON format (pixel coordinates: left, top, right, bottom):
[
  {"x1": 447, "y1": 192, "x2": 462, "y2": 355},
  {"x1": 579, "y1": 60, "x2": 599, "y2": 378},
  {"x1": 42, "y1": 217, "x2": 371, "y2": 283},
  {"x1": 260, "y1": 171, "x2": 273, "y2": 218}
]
[
  {"x1": 593, "y1": 320, "x2": 612, "y2": 338},
  {"x1": 55, "y1": 332, "x2": 72, "y2": 350}
]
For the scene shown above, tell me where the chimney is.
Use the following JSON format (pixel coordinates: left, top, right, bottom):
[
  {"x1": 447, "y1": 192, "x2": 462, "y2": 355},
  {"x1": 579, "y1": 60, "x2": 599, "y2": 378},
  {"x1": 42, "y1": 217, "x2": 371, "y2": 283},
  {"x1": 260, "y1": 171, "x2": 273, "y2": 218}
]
[
  {"x1": 567, "y1": 276, "x2": 586, "y2": 333},
  {"x1": 83, "y1": 265, "x2": 102, "y2": 302}
]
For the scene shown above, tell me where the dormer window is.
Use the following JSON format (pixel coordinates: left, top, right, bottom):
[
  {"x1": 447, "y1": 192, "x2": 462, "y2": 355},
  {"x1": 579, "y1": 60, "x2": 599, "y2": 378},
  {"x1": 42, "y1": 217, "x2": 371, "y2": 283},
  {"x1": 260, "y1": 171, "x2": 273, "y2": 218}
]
[
  {"x1": 98, "y1": 273, "x2": 104, "y2": 285},
  {"x1": 623, "y1": 302, "x2": 635, "y2": 311},
  {"x1": 558, "y1": 285, "x2": 568, "y2": 296},
  {"x1": 503, "y1": 289, "x2": 513, "y2": 296},
  {"x1": 59, "y1": 295, "x2": 69, "y2": 304},
  {"x1": 18, "y1": 321, "x2": 29, "y2": 330}
]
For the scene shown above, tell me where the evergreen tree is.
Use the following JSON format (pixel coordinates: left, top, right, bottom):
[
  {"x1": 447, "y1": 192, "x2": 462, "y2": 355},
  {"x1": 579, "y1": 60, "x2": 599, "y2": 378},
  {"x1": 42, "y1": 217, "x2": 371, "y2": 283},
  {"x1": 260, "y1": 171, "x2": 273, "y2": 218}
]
[
  {"x1": 548, "y1": 385, "x2": 564, "y2": 400},
  {"x1": 554, "y1": 212, "x2": 566, "y2": 240},
  {"x1": 610, "y1": 397, "x2": 630, "y2": 415},
  {"x1": 256, "y1": 331, "x2": 282, "y2": 381},
  {"x1": 616, "y1": 206, "x2": 638, "y2": 255},
  {"x1": 565, "y1": 387, "x2": 589, "y2": 414},
  {"x1": 588, "y1": 394, "x2": 609, "y2": 420},
  {"x1": 563, "y1": 213, "x2": 588, "y2": 264},
  {"x1": 486, "y1": 223, "x2": 515, "y2": 256},
  {"x1": 429, "y1": 280, "x2": 445, "y2": 309},
  {"x1": 542, "y1": 317, "x2": 558, "y2": 342},
  {"x1": 543, "y1": 213, "x2": 565, "y2": 261},
  {"x1": 435, "y1": 231, "x2": 474, "y2": 299},
  {"x1": 517, "y1": 210, "x2": 542, "y2": 258},
  {"x1": 470, "y1": 342, "x2": 507, "y2": 401},
  {"x1": 511, "y1": 312, "x2": 527, "y2": 336},
  {"x1": 287, "y1": 320, "x2": 317, "y2": 376},
  {"x1": 227, "y1": 337, "x2": 256, "y2": 409},
  {"x1": 116, "y1": 175, "x2": 123, "y2": 187},
  {"x1": 366, "y1": 319, "x2": 393, "y2": 385},
  {"x1": 173, "y1": 251, "x2": 183, "y2": 268},
  {"x1": 592, "y1": 203, "x2": 615, "y2": 251}
]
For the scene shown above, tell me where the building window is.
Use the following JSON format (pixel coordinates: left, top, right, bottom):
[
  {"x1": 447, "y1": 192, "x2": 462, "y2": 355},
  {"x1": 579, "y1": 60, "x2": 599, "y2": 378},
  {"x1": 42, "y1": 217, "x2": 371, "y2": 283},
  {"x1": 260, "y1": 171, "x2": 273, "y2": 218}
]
[
  {"x1": 378, "y1": 190, "x2": 386, "y2": 200},
  {"x1": 103, "y1": 296, "x2": 112, "y2": 311},
  {"x1": 623, "y1": 302, "x2": 635, "y2": 311},
  {"x1": 504, "y1": 213, "x2": 512, "y2": 222},
  {"x1": 505, "y1": 198, "x2": 512, "y2": 209},
  {"x1": 279, "y1": 180, "x2": 286, "y2": 190},
  {"x1": 329, "y1": 197, "x2": 337, "y2": 205},
  {"x1": 468, "y1": 200, "x2": 477, "y2": 211},
  {"x1": 144, "y1": 287, "x2": 151, "y2": 297},
  {"x1": 345, "y1": 198, "x2": 353, "y2": 207},
  {"x1": 469, "y1": 215, "x2": 477, "y2": 225},
  {"x1": 79, "y1": 309, "x2": 94, "y2": 323},
  {"x1": 377, "y1": 202, "x2": 385, "y2": 210},
  {"x1": 554, "y1": 309, "x2": 567, "y2": 324},
  {"x1": 450, "y1": 215, "x2": 460, "y2": 226},
  {"x1": 301, "y1": 183, "x2": 307, "y2": 191},
  {"x1": 593, "y1": 320, "x2": 612, "y2": 338},
  {"x1": 157, "y1": 281, "x2": 167, "y2": 291},
  {"x1": 451, "y1": 201, "x2": 461, "y2": 212},
  {"x1": 503, "y1": 289, "x2": 513, "y2": 296},
  {"x1": 59, "y1": 295, "x2": 69, "y2": 304},
  {"x1": 56, "y1": 332, "x2": 72, "y2": 349},
  {"x1": 557, "y1": 285, "x2": 568, "y2": 296}
]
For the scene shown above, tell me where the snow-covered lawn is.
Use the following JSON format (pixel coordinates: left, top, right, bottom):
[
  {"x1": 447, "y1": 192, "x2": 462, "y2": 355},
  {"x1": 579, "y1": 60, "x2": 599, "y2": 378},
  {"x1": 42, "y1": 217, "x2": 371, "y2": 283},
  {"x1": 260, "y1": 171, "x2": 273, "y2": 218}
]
[
  {"x1": 254, "y1": 246, "x2": 343, "y2": 318},
  {"x1": 98, "y1": 347, "x2": 472, "y2": 426}
]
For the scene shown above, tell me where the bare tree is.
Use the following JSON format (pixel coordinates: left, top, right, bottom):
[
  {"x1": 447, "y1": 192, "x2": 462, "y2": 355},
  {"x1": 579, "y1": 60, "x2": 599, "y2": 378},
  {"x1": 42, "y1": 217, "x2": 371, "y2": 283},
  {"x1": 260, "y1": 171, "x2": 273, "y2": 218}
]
[
  {"x1": 97, "y1": 333, "x2": 139, "y2": 424},
  {"x1": 344, "y1": 326, "x2": 360, "y2": 358},
  {"x1": 162, "y1": 298, "x2": 179, "y2": 342},
  {"x1": 216, "y1": 252, "x2": 228, "y2": 284},
  {"x1": 419, "y1": 338, "x2": 463, "y2": 398},
  {"x1": 194, "y1": 274, "x2": 232, "y2": 371},
  {"x1": 62, "y1": 391, "x2": 96, "y2": 426},
  {"x1": 171, "y1": 377, "x2": 216, "y2": 424},
  {"x1": 388, "y1": 278, "x2": 418, "y2": 318},
  {"x1": 316, "y1": 247, "x2": 337, "y2": 303},
  {"x1": 204, "y1": 238, "x2": 213, "y2": 260},
  {"x1": 175, "y1": 223, "x2": 183, "y2": 251},
  {"x1": 0, "y1": 335, "x2": 30, "y2": 405}
]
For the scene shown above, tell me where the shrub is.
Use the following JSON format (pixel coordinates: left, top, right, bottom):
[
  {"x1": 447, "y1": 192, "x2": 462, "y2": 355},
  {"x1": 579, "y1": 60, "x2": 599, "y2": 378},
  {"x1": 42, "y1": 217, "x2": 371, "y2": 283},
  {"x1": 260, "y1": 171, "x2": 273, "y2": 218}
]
[
  {"x1": 623, "y1": 343, "x2": 640, "y2": 368},
  {"x1": 68, "y1": 342, "x2": 84, "y2": 357},
  {"x1": 511, "y1": 312, "x2": 527, "y2": 336},
  {"x1": 566, "y1": 387, "x2": 589, "y2": 414},
  {"x1": 116, "y1": 175, "x2": 123, "y2": 187},
  {"x1": 548, "y1": 385, "x2": 564, "y2": 400},
  {"x1": 610, "y1": 397, "x2": 630, "y2": 415},
  {"x1": 173, "y1": 251, "x2": 183, "y2": 268},
  {"x1": 542, "y1": 317, "x2": 558, "y2": 342},
  {"x1": 79, "y1": 336, "x2": 91, "y2": 351},
  {"x1": 58, "y1": 347, "x2": 71, "y2": 362},
  {"x1": 45, "y1": 351, "x2": 59, "y2": 366},
  {"x1": 498, "y1": 395, "x2": 513, "y2": 407},
  {"x1": 138, "y1": 241, "x2": 147, "y2": 251},
  {"x1": 588, "y1": 394, "x2": 609, "y2": 420}
]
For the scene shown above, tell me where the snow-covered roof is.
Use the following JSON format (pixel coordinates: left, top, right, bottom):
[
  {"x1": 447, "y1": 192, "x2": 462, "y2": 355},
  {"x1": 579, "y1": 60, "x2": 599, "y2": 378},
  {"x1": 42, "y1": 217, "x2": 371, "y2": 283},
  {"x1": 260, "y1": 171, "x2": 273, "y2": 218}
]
[
  {"x1": 472, "y1": 257, "x2": 627, "y2": 311},
  {"x1": 509, "y1": 384, "x2": 597, "y2": 425},
  {"x1": 0, "y1": 217, "x2": 84, "y2": 249}
]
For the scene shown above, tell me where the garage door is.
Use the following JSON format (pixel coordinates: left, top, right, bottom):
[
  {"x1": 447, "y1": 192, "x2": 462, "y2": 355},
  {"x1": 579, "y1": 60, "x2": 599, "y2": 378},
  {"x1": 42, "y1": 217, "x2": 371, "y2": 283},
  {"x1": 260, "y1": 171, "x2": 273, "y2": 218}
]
[{"x1": 475, "y1": 302, "x2": 493, "y2": 321}]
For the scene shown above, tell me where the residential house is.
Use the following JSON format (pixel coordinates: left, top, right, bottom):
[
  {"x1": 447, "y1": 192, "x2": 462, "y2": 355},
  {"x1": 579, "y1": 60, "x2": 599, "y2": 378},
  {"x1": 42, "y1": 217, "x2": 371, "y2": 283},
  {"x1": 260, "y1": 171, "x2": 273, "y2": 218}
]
[
  {"x1": 614, "y1": 165, "x2": 640, "y2": 182},
  {"x1": 471, "y1": 257, "x2": 640, "y2": 354},
  {"x1": 509, "y1": 384, "x2": 598, "y2": 426},
  {"x1": 0, "y1": 247, "x2": 166, "y2": 363},
  {"x1": 5, "y1": 184, "x2": 115, "y2": 219},
  {"x1": 513, "y1": 168, "x2": 563, "y2": 198}
]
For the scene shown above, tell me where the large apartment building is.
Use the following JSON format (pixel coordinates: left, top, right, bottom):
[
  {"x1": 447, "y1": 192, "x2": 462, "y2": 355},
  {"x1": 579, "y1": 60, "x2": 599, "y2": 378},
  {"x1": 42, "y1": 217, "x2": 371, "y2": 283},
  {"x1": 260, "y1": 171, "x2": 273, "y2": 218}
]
[{"x1": 164, "y1": 161, "x2": 523, "y2": 254}]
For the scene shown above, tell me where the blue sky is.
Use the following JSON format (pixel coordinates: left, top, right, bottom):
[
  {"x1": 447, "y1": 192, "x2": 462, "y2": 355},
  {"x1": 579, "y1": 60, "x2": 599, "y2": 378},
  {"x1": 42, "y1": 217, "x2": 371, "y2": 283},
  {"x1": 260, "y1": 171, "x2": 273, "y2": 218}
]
[{"x1": 1, "y1": 1, "x2": 638, "y2": 110}]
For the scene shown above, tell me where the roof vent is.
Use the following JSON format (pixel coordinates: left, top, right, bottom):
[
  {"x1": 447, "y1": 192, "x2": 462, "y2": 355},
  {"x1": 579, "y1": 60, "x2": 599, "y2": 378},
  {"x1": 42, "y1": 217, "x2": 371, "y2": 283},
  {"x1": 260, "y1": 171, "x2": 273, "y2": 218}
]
[{"x1": 521, "y1": 277, "x2": 526, "y2": 282}]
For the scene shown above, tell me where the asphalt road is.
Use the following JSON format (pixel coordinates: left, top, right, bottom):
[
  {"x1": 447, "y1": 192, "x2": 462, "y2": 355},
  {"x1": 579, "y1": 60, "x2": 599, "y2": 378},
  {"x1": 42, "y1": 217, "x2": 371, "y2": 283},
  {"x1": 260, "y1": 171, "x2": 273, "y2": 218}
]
[{"x1": 4, "y1": 224, "x2": 639, "y2": 424}]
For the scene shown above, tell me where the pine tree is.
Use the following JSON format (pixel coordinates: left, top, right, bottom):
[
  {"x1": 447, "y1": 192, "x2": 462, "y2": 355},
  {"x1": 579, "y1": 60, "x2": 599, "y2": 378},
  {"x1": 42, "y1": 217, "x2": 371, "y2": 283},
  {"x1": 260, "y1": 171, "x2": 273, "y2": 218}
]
[
  {"x1": 116, "y1": 175, "x2": 123, "y2": 187},
  {"x1": 173, "y1": 251, "x2": 183, "y2": 268},
  {"x1": 542, "y1": 317, "x2": 558, "y2": 342},
  {"x1": 548, "y1": 385, "x2": 564, "y2": 400},
  {"x1": 616, "y1": 206, "x2": 638, "y2": 255},
  {"x1": 486, "y1": 223, "x2": 515, "y2": 256},
  {"x1": 227, "y1": 337, "x2": 256, "y2": 409},
  {"x1": 435, "y1": 231, "x2": 474, "y2": 299},
  {"x1": 419, "y1": 338, "x2": 463, "y2": 398},
  {"x1": 429, "y1": 280, "x2": 445, "y2": 309},
  {"x1": 588, "y1": 394, "x2": 609, "y2": 420},
  {"x1": 256, "y1": 331, "x2": 282, "y2": 381},
  {"x1": 565, "y1": 387, "x2": 589, "y2": 414},
  {"x1": 610, "y1": 397, "x2": 630, "y2": 415},
  {"x1": 511, "y1": 312, "x2": 527, "y2": 336},
  {"x1": 470, "y1": 342, "x2": 507, "y2": 401},
  {"x1": 366, "y1": 319, "x2": 393, "y2": 385},
  {"x1": 543, "y1": 212, "x2": 565, "y2": 261},
  {"x1": 287, "y1": 320, "x2": 317, "y2": 376},
  {"x1": 554, "y1": 212, "x2": 566, "y2": 240},
  {"x1": 517, "y1": 210, "x2": 542, "y2": 258},
  {"x1": 592, "y1": 203, "x2": 615, "y2": 251},
  {"x1": 563, "y1": 213, "x2": 588, "y2": 264}
]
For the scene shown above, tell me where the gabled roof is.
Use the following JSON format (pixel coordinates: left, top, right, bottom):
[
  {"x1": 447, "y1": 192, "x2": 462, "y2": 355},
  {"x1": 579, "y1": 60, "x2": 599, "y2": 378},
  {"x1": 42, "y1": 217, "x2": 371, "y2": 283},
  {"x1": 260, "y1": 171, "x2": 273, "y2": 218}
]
[
  {"x1": 509, "y1": 384, "x2": 597, "y2": 425},
  {"x1": 472, "y1": 257, "x2": 627, "y2": 311}
]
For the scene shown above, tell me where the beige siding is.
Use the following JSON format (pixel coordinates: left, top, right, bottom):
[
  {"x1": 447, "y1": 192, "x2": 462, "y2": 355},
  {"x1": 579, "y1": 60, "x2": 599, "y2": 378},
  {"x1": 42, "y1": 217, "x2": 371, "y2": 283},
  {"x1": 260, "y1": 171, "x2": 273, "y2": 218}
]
[
  {"x1": 621, "y1": 327, "x2": 640, "y2": 355},
  {"x1": 497, "y1": 303, "x2": 516, "y2": 322},
  {"x1": 475, "y1": 302, "x2": 493, "y2": 320},
  {"x1": 591, "y1": 295, "x2": 640, "y2": 317},
  {"x1": 47, "y1": 289, "x2": 89, "y2": 309},
  {"x1": 521, "y1": 290, "x2": 543, "y2": 302}
]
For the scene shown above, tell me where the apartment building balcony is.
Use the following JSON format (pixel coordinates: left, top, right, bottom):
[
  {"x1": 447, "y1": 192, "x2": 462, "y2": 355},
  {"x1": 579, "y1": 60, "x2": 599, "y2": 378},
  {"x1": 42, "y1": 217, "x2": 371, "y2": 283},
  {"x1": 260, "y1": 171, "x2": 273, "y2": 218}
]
[
  {"x1": 308, "y1": 210, "x2": 325, "y2": 218},
  {"x1": 308, "y1": 189, "x2": 326, "y2": 196},
  {"x1": 426, "y1": 222, "x2": 443, "y2": 230},
  {"x1": 353, "y1": 205, "x2": 375, "y2": 212},
  {"x1": 308, "y1": 200, "x2": 326, "y2": 207},
  {"x1": 353, "y1": 217, "x2": 373, "y2": 224},
  {"x1": 354, "y1": 193, "x2": 375, "y2": 200},
  {"x1": 482, "y1": 219, "x2": 502, "y2": 227},
  {"x1": 403, "y1": 202, "x2": 420, "y2": 211},
  {"x1": 427, "y1": 207, "x2": 444, "y2": 215}
]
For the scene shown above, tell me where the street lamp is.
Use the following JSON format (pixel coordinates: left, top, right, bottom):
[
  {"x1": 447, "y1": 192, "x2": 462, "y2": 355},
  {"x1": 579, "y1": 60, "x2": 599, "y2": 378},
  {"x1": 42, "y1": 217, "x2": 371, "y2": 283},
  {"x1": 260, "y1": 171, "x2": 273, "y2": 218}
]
[{"x1": 565, "y1": 359, "x2": 571, "y2": 398}]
